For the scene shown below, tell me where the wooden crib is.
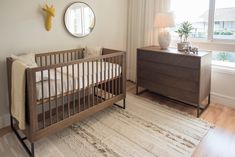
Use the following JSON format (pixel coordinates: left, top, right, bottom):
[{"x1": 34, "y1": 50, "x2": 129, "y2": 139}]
[{"x1": 6, "y1": 48, "x2": 126, "y2": 157}]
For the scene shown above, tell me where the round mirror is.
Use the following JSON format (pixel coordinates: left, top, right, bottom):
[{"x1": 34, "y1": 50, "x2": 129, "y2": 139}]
[{"x1": 64, "y1": 2, "x2": 95, "y2": 38}]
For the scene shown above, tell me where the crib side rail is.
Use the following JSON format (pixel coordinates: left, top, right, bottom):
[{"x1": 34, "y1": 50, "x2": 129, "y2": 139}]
[
  {"x1": 31, "y1": 51, "x2": 125, "y2": 72},
  {"x1": 35, "y1": 48, "x2": 85, "y2": 66},
  {"x1": 27, "y1": 51, "x2": 126, "y2": 134}
]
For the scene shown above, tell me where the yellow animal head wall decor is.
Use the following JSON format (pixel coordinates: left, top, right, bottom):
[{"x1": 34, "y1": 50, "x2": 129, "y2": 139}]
[{"x1": 42, "y1": 4, "x2": 55, "y2": 31}]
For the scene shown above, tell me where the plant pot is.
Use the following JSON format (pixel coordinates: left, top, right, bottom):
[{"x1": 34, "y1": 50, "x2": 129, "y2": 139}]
[{"x1": 177, "y1": 42, "x2": 190, "y2": 51}]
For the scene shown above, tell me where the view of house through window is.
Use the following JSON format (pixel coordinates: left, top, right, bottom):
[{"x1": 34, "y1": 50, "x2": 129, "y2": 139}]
[
  {"x1": 170, "y1": 0, "x2": 209, "y2": 39},
  {"x1": 171, "y1": 0, "x2": 235, "y2": 67},
  {"x1": 213, "y1": 0, "x2": 235, "y2": 39},
  {"x1": 171, "y1": 0, "x2": 235, "y2": 40}
]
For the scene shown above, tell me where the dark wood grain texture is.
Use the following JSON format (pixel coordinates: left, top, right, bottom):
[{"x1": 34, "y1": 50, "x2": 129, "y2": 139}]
[
  {"x1": 137, "y1": 46, "x2": 212, "y2": 117},
  {"x1": 6, "y1": 48, "x2": 126, "y2": 156}
]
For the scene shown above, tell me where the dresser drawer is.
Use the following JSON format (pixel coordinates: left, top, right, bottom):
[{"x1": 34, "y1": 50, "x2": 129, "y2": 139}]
[
  {"x1": 138, "y1": 78, "x2": 199, "y2": 104},
  {"x1": 137, "y1": 60, "x2": 200, "y2": 82},
  {"x1": 138, "y1": 70, "x2": 199, "y2": 93},
  {"x1": 137, "y1": 46, "x2": 211, "y2": 105},
  {"x1": 138, "y1": 50, "x2": 200, "y2": 69}
]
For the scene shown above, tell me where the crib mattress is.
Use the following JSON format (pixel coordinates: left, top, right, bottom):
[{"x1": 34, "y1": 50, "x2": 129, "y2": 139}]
[{"x1": 36, "y1": 61, "x2": 121, "y2": 100}]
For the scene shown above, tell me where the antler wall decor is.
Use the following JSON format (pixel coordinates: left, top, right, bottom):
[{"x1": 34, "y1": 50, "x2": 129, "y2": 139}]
[{"x1": 42, "y1": 4, "x2": 55, "y2": 31}]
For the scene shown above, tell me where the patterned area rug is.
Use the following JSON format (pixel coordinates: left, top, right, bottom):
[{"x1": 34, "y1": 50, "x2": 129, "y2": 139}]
[{"x1": 0, "y1": 93, "x2": 212, "y2": 157}]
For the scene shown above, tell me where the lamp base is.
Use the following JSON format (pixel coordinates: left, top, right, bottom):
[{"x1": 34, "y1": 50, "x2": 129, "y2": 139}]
[{"x1": 158, "y1": 29, "x2": 171, "y2": 50}]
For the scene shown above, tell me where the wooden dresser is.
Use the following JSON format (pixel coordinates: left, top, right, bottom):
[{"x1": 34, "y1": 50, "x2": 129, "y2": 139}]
[{"x1": 136, "y1": 46, "x2": 212, "y2": 117}]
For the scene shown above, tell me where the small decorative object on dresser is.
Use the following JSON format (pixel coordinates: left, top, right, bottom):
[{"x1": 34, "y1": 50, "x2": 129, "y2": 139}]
[
  {"x1": 136, "y1": 46, "x2": 212, "y2": 117},
  {"x1": 155, "y1": 12, "x2": 175, "y2": 50},
  {"x1": 176, "y1": 21, "x2": 194, "y2": 51}
]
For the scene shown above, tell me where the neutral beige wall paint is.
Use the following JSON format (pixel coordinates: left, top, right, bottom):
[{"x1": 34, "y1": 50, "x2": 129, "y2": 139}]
[{"x1": 0, "y1": 0, "x2": 128, "y2": 128}]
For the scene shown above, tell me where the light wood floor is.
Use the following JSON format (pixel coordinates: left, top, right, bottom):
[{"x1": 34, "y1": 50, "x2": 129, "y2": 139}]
[
  {"x1": 126, "y1": 81, "x2": 235, "y2": 157},
  {"x1": 1, "y1": 81, "x2": 235, "y2": 157}
]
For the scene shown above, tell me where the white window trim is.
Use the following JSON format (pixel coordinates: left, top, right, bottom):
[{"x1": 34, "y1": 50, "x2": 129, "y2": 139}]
[
  {"x1": 172, "y1": 0, "x2": 235, "y2": 47},
  {"x1": 171, "y1": 0, "x2": 235, "y2": 69},
  {"x1": 208, "y1": 0, "x2": 215, "y2": 41}
]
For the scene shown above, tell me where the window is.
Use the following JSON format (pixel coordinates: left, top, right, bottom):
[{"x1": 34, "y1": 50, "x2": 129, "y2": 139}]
[
  {"x1": 171, "y1": 0, "x2": 209, "y2": 39},
  {"x1": 213, "y1": 0, "x2": 235, "y2": 39},
  {"x1": 212, "y1": 51, "x2": 235, "y2": 67},
  {"x1": 171, "y1": 0, "x2": 235, "y2": 41}
]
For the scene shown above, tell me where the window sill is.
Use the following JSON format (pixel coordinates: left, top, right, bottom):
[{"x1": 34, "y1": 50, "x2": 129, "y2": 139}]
[
  {"x1": 212, "y1": 61, "x2": 235, "y2": 76},
  {"x1": 171, "y1": 39, "x2": 235, "y2": 52}
]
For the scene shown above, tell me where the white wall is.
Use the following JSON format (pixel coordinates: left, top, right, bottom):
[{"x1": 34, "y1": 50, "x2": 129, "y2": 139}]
[
  {"x1": 211, "y1": 66, "x2": 235, "y2": 107},
  {"x1": 0, "y1": 0, "x2": 128, "y2": 128}
]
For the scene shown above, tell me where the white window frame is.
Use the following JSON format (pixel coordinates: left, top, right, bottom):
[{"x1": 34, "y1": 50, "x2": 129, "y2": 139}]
[
  {"x1": 172, "y1": 0, "x2": 235, "y2": 69},
  {"x1": 200, "y1": 0, "x2": 235, "y2": 43},
  {"x1": 204, "y1": 0, "x2": 235, "y2": 43}
]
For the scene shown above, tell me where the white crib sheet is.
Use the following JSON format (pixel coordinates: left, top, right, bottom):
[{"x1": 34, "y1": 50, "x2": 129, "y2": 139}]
[{"x1": 36, "y1": 61, "x2": 121, "y2": 100}]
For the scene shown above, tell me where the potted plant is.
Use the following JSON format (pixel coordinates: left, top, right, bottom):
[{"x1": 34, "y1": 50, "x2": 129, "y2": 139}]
[{"x1": 176, "y1": 21, "x2": 193, "y2": 51}]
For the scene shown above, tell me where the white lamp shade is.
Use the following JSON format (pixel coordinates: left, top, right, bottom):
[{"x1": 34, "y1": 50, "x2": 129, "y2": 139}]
[{"x1": 155, "y1": 12, "x2": 175, "y2": 28}]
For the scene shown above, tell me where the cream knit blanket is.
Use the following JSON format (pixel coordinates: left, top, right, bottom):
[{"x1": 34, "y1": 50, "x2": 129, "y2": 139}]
[{"x1": 11, "y1": 60, "x2": 27, "y2": 130}]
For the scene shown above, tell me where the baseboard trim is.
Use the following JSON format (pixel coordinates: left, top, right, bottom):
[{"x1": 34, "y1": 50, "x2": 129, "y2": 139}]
[
  {"x1": 0, "y1": 125, "x2": 11, "y2": 137},
  {"x1": 211, "y1": 92, "x2": 235, "y2": 108}
]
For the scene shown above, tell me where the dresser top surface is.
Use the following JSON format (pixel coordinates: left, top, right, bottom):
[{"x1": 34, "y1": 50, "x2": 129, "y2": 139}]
[{"x1": 138, "y1": 46, "x2": 210, "y2": 58}]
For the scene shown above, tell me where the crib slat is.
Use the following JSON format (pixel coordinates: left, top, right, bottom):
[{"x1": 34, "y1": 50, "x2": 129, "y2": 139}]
[
  {"x1": 118, "y1": 56, "x2": 121, "y2": 95},
  {"x1": 96, "y1": 61, "x2": 98, "y2": 103},
  {"x1": 61, "y1": 67, "x2": 64, "y2": 119},
  {"x1": 87, "y1": 61, "x2": 90, "y2": 108},
  {"x1": 48, "y1": 69, "x2": 52, "y2": 125},
  {"x1": 67, "y1": 65, "x2": 70, "y2": 117},
  {"x1": 75, "y1": 50, "x2": 78, "y2": 60},
  {"x1": 104, "y1": 58, "x2": 107, "y2": 100},
  {"x1": 83, "y1": 62, "x2": 85, "y2": 111},
  {"x1": 45, "y1": 56, "x2": 48, "y2": 66},
  {"x1": 67, "y1": 53, "x2": 69, "y2": 62},
  {"x1": 54, "y1": 54, "x2": 56, "y2": 64},
  {"x1": 72, "y1": 64, "x2": 75, "y2": 115},
  {"x1": 55, "y1": 68, "x2": 58, "y2": 122},
  {"x1": 59, "y1": 54, "x2": 61, "y2": 63},
  {"x1": 92, "y1": 61, "x2": 94, "y2": 106},
  {"x1": 40, "y1": 56, "x2": 43, "y2": 66},
  {"x1": 108, "y1": 58, "x2": 110, "y2": 99},
  {"x1": 115, "y1": 56, "x2": 118, "y2": 95},
  {"x1": 77, "y1": 63, "x2": 80, "y2": 113},
  {"x1": 41, "y1": 70, "x2": 45, "y2": 128},
  {"x1": 100, "y1": 59, "x2": 103, "y2": 102},
  {"x1": 112, "y1": 57, "x2": 114, "y2": 98},
  {"x1": 50, "y1": 55, "x2": 52, "y2": 65}
]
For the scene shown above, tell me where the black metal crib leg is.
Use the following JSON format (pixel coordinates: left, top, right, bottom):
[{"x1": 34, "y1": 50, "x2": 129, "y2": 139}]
[
  {"x1": 114, "y1": 98, "x2": 126, "y2": 109},
  {"x1": 10, "y1": 116, "x2": 35, "y2": 157},
  {"x1": 123, "y1": 98, "x2": 126, "y2": 109},
  {"x1": 31, "y1": 143, "x2": 35, "y2": 157}
]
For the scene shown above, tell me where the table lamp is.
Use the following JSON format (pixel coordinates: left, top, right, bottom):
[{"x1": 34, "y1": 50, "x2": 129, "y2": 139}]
[{"x1": 155, "y1": 12, "x2": 175, "y2": 50}]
